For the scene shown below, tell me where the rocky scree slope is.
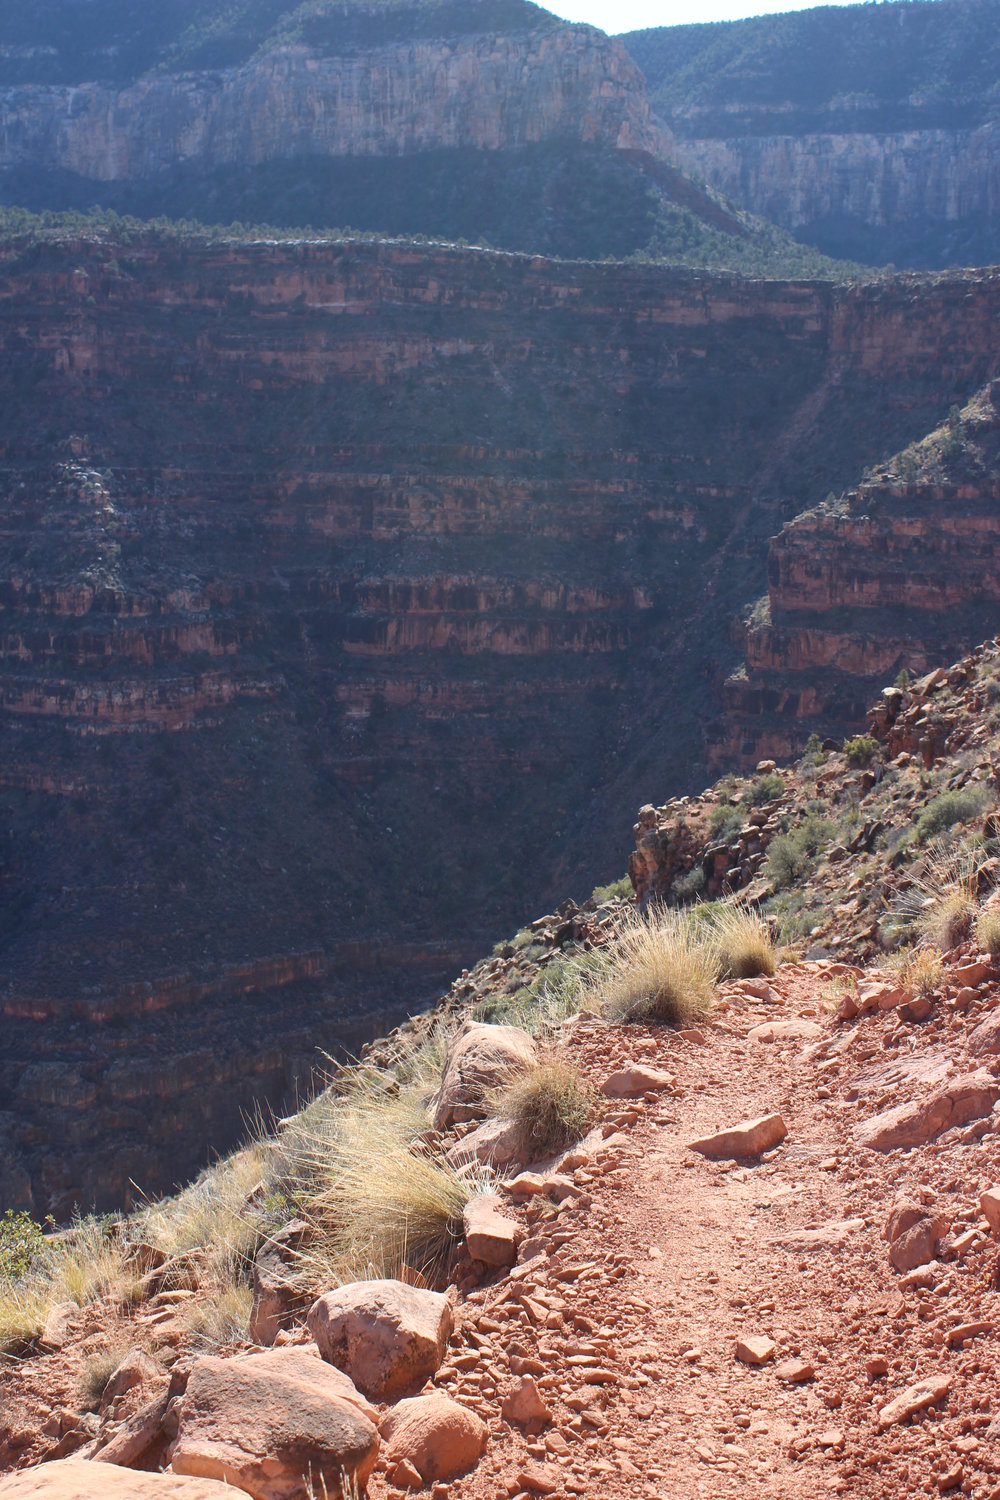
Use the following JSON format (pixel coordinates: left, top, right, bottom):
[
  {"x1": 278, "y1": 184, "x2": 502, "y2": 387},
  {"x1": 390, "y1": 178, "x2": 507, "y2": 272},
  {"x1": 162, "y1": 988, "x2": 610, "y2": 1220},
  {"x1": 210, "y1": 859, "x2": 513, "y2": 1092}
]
[
  {"x1": 7, "y1": 644, "x2": 1000, "y2": 1495},
  {"x1": 0, "y1": 0, "x2": 842, "y2": 272},
  {"x1": 715, "y1": 379, "x2": 1000, "y2": 769},
  {"x1": 5, "y1": 232, "x2": 1000, "y2": 1215},
  {"x1": 626, "y1": 0, "x2": 1000, "y2": 269}
]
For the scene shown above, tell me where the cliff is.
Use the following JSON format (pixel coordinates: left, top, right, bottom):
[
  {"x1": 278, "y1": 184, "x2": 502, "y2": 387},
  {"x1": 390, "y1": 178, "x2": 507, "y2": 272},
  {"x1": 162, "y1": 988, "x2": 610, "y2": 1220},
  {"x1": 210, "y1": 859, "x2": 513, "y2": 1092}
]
[
  {"x1": 713, "y1": 380, "x2": 1000, "y2": 769},
  {"x1": 626, "y1": 0, "x2": 1000, "y2": 268},
  {"x1": 2, "y1": 232, "x2": 1000, "y2": 1213}
]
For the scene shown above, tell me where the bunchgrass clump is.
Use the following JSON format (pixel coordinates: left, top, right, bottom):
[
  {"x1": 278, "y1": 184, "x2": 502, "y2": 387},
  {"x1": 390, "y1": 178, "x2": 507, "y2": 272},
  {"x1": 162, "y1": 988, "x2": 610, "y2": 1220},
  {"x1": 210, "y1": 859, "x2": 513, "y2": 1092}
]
[
  {"x1": 491, "y1": 1058, "x2": 596, "y2": 1160},
  {"x1": 78, "y1": 1337, "x2": 133, "y2": 1406},
  {"x1": 711, "y1": 904, "x2": 775, "y2": 980},
  {"x1": 183, "y1": 1285, "x2": 253, "y2": 1349},
  {"x1": 294, "y1": 1086, "x2": 472, "y2": 1288},
  {"x1": 584, "y1": 908, "x2": 717, "y2": 1025},
  {"x1": 889, "y1": 946, "x2": 943, "y2": 999},
  {"x1": 976, "y1": 907, "x2": 1000, "y2": 958}
]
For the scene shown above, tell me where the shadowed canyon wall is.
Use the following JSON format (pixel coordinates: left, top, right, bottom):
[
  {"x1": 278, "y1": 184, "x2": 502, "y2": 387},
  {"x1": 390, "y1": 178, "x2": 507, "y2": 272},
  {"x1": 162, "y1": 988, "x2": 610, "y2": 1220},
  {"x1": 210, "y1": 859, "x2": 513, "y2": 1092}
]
[{"x1": 2, "y1": 234, "x2": 1000, "y2": 1213}]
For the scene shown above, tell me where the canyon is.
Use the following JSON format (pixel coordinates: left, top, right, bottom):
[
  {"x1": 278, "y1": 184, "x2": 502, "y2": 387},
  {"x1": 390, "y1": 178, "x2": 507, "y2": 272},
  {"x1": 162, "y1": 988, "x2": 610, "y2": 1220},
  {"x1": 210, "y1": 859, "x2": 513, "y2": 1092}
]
[
  {"x1": 626, "y1": 0, "x2": 1000, "y2": 268},
  {"x1": 2, "y1": 231, "x2": 1000, "y2": 1212}
]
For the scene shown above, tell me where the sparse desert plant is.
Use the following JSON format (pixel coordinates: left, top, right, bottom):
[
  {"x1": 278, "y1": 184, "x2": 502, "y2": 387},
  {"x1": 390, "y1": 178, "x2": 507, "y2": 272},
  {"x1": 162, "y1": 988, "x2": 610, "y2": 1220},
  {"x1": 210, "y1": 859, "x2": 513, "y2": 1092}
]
[
  {"x1": 490, "y1": 1057, "x2": 596, "y2": 1160},
  {"x1": 976, "y1": 907, "x2": 1000, "y2": 958},
  {"x1": 763, "y1": 813, "x2": 833, "y2": 891},
  {"x1": 0, "y1": 1280, "x2": 47, "y2": 1356},
  {"x1": 184, "y1": 1284, "x2": 253, "y2": 1349},
  {"x1": 916, "y1": 784, "x2": 993, "y2": 843},
  {"x1": 711, "y1": 903, "x2": 775, "y2": 980},
  {"x1": 672, "y1": 865, "x2": 706, "y2": 902},
  {"x1": 820, "y1": 973, "x2": 858, "y2": 1012},
  {"x1": 843, "y1": 734, "x2": 879, "y2": 767},
  {"x1": 891, "y1": 850, "x2": 981, "y2": 951},
  {"x1": 889, "y1": 946, "x2": 943, "y2": 999},
  {"x1": 583, "y1": 908, "x2": 717, "y2": 1025},
  {"x1": 742, "y1": 772, "x2": 786, "y2": 808},
  {"x1": 78, "y1": 1337, "x2": 134, "y2": 1406},
  {"x1": 590, "y1": 875, "x2": 633, "y2": 904},
  {"x1": 0, "y1": 1210, "x2": 45, "y2": 1282}
]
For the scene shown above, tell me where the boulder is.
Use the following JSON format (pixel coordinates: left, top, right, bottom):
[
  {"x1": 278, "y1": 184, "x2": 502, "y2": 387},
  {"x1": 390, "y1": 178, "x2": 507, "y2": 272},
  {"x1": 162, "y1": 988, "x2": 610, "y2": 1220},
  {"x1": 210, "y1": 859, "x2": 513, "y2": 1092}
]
[
  {"x1": 735, "y1": 1335, "x2": 776, "y2": 1366},
  {"x1": 462, "y1": 1194, "x2": 519, "y2": 1267},
  {"x1": 307, "y1": 1279, "x2": 452, "y2": 1400},
  {"x1": 883, "y1": 1201, "x2": 949, "y2": 1272},
  {"x1": 688, "y1": 1113, "x2": 787, "y2": 1160},
  {"x1": 168, "y1": 1347, "x2": 379, "y2": 1500},
  {"x1": 432, "y1": 1024, "x2": 537, "y2": 1130},
  {"x1": 445, "y1": 1118, "x2": 523, "y2": 1170},
  {"x1": 249, "y1": 1219, "x2": 309, "y2": 1346},
  {"x1": 101, "y1": 1347, "x2": 163, "y2": 1412},
  {"x1": 855, "y1": 1073, "x2": 1000, "y2": 1152},
  {"x1": 979, "y1": 1184, "x2": 1000, "y2": 1233},
  {"x1": 601, "y1": 1065, "x2": 675, "y2": 1098},
  {"x1": 380, "y1": 1394, "x2": 487, "y2": 1483},
  {"x1": 968, "y1": 1009, "x2": 1000, "y2": 1056},
  {"x1": 0, "y1": 1461, "x2": 234, "y2": 1500}
]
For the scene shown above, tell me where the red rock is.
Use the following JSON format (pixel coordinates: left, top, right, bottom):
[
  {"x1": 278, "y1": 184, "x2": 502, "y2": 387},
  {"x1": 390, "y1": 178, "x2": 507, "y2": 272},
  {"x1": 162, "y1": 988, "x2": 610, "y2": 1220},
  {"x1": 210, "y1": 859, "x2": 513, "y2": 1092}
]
[
  {"x1": 307, "y1": 1279, "x2": 452, "y2": 1401},
  {"x1": 601, "y1": 1064, "x2": 675, "y2": 1098},
  {"x1": 380, "y1": 1394, "x2": 487, "y2": 1484},
  {"x1": 735, "y1": 1335, "x2": 776, "y2": 1366},
  {"x1": 883, "y1": 1201, "x2": 949, "y2": 1272},
  {"x1": 168, "y1": 1347, "x2": 379, "y2": 1499},
  {"x1": 517, "y1": 1463, "x2": 562, "y2": 1495},
  {"x1": 502, "y1": 1377, "x2": 552, "y2": 1430},
  {"x1": 980, "y1": 1184, "x2": 1000, "y2": 1233},
  {"x1": 687, "y1": 1113, "x2": 787, "y2": 1160},
  {"x1": 775, "y1": 1358, "x2": 815, "y2": 1383},
  {"x1": 0, "y1": 1461, "x2": 234, "y2": 1499},
  {"x1": 877, "y1": 1374, "x2": 952, "y2": 1430},
  {"x1": 462, "y1": 1194, "x2": 519, "y2": 1267},
  {"x1": 855, "y1": 1073, "x2": 1000, "y2": 1151},
  {"x1": 432, "y1": 1024, "x2": 537, "y2": 1130}
]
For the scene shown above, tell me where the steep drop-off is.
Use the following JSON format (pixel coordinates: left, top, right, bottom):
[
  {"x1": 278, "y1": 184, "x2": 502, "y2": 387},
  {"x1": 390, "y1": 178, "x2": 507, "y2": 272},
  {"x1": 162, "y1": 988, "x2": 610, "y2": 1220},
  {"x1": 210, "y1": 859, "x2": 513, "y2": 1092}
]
[
  {"x1": 626, "y1": 0, "x2": 1000, "y2": 268},
  {"x1": 716, "y1": 381, "x2": 1000, "y2": 768},
  {"x1": 2, "y1": 232, "x2": 1000, "y2": 1214}
]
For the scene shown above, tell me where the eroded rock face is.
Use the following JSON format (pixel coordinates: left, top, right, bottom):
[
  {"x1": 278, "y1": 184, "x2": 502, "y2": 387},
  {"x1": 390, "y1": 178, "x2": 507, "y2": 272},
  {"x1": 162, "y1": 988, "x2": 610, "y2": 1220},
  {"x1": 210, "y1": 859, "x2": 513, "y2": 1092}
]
[
  {"x1": 168, "y1": 1348, "x2": 379, "y2": 1500},
  {"x1": 307, "y1": 1280, "x2": 452, "y2": 1400},
  {"x1": 4, "y1": 236, "x2": 1000, "y2": 1212}
]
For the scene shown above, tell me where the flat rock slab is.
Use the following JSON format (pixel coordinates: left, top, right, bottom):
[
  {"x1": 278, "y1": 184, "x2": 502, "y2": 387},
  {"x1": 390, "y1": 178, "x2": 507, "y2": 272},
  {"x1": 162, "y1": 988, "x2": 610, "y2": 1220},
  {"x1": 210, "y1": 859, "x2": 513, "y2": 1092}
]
[
  {"x1": 855, "y1": 1072, "x2": 1000, "y2": 1152},
  {"x1": 878, "y1": 1374, "x2": 952, "y2": 1430},
  {"x1": 307, "y1": 1278, "x2": 452, "y2": 1401},
  {"x1": 768, "y1": 1218, "x2": 865, "y2": 1254},
  {"x1": 168, "y1": 1347, "x2": 379, "y2": 1500},
  {"x1": 688, "y1": 1113, "x2": 787, "y2": 1160},
  {"x1": 747, "y1": 1019, "x2": 823, "y2": 1043},
  {"x1": 602, "y1": 1065, "x2": 675, "y2": 1098},
  {"x1": 0, "y1": 1461, "x2": 235, "y2": 1500}
]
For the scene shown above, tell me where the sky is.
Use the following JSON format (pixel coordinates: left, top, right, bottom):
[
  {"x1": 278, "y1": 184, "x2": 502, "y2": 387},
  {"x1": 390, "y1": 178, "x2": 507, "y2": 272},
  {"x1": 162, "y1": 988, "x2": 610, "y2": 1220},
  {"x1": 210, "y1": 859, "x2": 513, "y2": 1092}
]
[{"x1": 541, "y1": 0, "x2": 870, "y2": 34}]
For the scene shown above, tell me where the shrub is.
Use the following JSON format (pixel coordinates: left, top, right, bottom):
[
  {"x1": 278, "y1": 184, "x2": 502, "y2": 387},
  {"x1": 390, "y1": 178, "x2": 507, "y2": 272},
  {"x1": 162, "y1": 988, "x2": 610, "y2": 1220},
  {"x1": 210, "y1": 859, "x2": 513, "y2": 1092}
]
[
  {"x1": 672, "y1": 865, "x2": 706, "y2": 902},
  {"x1": 590, "y1": 875, "x2": 633, "y2": 904},
  {"x1": 976, "y1": 907, "x2": 1000, "y2": 958},
  {"x1": 708, "y1": 802, "x2": 743, "y2": 843},
  {"x1": 742, "y1": 773, "x2": 786, "y2": 808},
  {"x1": 711, "y1": 904, "x2": 775, "y2": 980},
  {"x1": 491, "y1": 1058, "x2": 596, "y2": 1159},
  {"x1": 916, "y1": 785, "x2": 993, "y2": 843},
  {"x1": 584, "y1": 908, "x2": 716, "y2": 1025},
  {"x1": 843, "y1": 735, "x2": 879, "y2": 767},
  {"x1": 0, "y1": 1210, "x2": 45, "y2": 1282},
  {"x1": 763, "y1": 813, "x2": 833, "y2": 891}
]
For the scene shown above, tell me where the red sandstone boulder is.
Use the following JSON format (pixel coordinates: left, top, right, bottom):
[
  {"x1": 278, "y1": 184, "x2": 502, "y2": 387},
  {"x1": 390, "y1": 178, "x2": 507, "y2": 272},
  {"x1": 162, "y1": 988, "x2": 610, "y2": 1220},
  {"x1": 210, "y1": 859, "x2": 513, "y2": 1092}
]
[
  {"x1": 307, "y1": 1279, "x2": 452, "y2": 1400},
  {"x1": 462, "y1": 1193, "x2": 520, "y2": 1267},
  {"x1": 167, "y1": 1347, "x2": 379, "y2": 1500},
  {"x1": 0, "y1": 1462, "x2": 234, "y2": 1500},
  {"x1": 380, "y1": 1394, "x2": 487, "y2": 1483},
  {"x1": 432, "y1": 1024, "x2": 537, "y2": 1130},
  {"x1": 855, "y1": 1073, "x2": 1000, "y2": 1151},
  {"x1": 883, "y1": 1200, "x2": 949, "y2": 1272},
  {"x1": 688, "y1": 1113, "x2": 787, "y2": 1160}
]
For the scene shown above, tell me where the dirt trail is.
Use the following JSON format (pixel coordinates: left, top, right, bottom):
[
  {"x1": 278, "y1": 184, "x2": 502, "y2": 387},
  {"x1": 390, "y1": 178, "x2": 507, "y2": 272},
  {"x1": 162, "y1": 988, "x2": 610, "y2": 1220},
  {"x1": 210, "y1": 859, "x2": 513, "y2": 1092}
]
[{"x1": 413, "y1": 962, "x2": 1000, "y2": 1500}]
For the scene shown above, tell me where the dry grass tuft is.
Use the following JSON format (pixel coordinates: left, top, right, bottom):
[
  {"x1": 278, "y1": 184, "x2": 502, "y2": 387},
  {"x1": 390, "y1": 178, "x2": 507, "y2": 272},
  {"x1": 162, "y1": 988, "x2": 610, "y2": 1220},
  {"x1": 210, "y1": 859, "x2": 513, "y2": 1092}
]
[
  {"x1": 78, "y1": 1336, "x2": 133, "y2": 1406},
  {"x1": 711, "y1": 904, "x2": 776, "y2": 980},
  {"x1": 184, "y1": 1284, "x2": 253, "y2": 1349},
  {"x1": 889, "y1": 946, "x2": 944, "y2": 999},
  {"x1": 490, "y1": 1058, "x2": 596, "y2": 1160},
  {"x1": 584, "y1": 907, "x2": 717, "y2": 1025},
  {"x1": 0, "y1": 1282, "x2": 47, "y2": 1357},
  {"x1": 293, "y1": 1086, "x2": 472, "y2": 1289},
  {"x1": 976, "y1": 906, "x2": 1000, "y2": 958}
]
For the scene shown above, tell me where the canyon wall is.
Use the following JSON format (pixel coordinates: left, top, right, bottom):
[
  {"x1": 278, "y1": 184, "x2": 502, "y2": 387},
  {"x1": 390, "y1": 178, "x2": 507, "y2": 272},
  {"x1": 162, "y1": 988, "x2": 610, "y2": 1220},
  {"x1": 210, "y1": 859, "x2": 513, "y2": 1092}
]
[
  {"x1": 714, "y1": 380, "x2": 1000, "y2": 768},
  {"x1": 2, "y1": 235, "x2": 1000, "y2": 1212}
]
